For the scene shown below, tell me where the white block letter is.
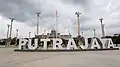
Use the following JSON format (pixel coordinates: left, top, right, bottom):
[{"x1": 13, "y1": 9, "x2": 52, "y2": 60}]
[
  {"x1": 41, "y1": 39, "x2": 50, "y2": 49},
  {"x1": 100, "y1": 39, "x2": 108, "y2": 48},
  {"x1": 28, "y1": 39, "x2": 38, "y2": 50},
  {"x1": 91, "y1": 38, "x2": 101, "y2": 49},
  {"x1": 83, "y1": 38, "x2": 89, "y2": 49},
  {"x1": 53, "y1": 38, "x2": 63, "y2": 49},
  {"x1": 107, "y1": 38, "x2": 115, "y2": 48},
  {"x1": 67, "y1": 38, "x2": 77, "y2": 49},
  {"x1": 18, "y1": 38, "x2": 28, "y2": 49}
]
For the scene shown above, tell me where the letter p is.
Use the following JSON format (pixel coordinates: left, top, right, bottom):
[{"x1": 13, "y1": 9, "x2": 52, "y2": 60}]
[{"x1": 18, "y1": 38, "x2": 28, "y2": 50}]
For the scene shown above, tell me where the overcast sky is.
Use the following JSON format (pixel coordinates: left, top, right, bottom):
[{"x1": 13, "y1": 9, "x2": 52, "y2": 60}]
[{"x1": 0, "y1": 0, "x2": 120, "y2": 38}]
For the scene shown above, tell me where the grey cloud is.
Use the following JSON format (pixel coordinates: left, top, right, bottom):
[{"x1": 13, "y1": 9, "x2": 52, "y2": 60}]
[
  {"x1": 0, "y1": 0, "x2": 40, "y2": 22},
  {"x1": 0, "y1": 0, "x2": 91, "y2": 27},
  {"x1": 107, "y1": 23, "x2": 120, "y2": 28},
  {"x1": 61, "y1": 0, "x2": 91, "y2": 11},
  {"x1": 1, "y1": 0, "x2": 120, "y2": 38},
  {"x1": 62, "y1": 0, "x2": 88, "y2": 6}
]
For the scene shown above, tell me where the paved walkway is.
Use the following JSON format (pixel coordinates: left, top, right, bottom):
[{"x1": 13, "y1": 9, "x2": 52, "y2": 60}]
[{"x1": 0, "y1": 48, "x2": 120, "y2": 67}]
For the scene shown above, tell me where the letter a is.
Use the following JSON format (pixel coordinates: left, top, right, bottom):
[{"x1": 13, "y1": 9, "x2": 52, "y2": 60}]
[
  {"x1": 107, "y1": 38, "x2": 115, "y2": 48},
  {"x1": 67, "y1": 38, "x2": 77, "y2": 49},
  {"x1": 91, "y1": 38, "x2": 101, "y2": 49}
]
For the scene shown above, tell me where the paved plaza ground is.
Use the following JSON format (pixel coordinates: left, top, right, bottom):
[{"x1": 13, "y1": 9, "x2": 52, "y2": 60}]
[{"x1": 0, "y1": 47, "x2": 120, "y2": 67}]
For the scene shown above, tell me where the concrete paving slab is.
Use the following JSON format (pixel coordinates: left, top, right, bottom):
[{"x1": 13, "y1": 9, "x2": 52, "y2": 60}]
[{"x1": 0, "y1": 48, "x2": 120, "y2": 67}]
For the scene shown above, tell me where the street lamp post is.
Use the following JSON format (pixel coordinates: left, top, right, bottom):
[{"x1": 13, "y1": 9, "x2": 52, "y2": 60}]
[
  {"x1": 75, "y1": 12, "x2": 81, "y2": 37},
  {"x1": 93, "y1": 29, "x2": 96, "y2": 37},
  {"x1": 35, "y1": 12, "x2": 41, "y2": 36},
  {"x1": 29, "y1": 32, "x2": 31, "y2": 38},
  {"x1": 75, "y1": 12, "x2": 82, "y2": 49},
  {"x1": 102, "y1": 24, "x2": 105, "y2": 37},
  {"x1": 56, "y1": 10, "x2": 59, "y2": 38},
  {"x1": 9, "y1": 18, "x2": 14, "y2": 39},
  {"x1": 81, "y1": 32, "x2": 84, "y2": 37},
  {"x1": 99, "y1": 18, "x2": 105, "y2": 37},
  {"x1": 7, "y1": 24, "x2": 10, "y2": 39},
  {"x1": 16, "y1": 29, "x2": 19, "y2": 38},
  {"x1": 15, "y1": 29, "x2": 19, "y2": 46}
]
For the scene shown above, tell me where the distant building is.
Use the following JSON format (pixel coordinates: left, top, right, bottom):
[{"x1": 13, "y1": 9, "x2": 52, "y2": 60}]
[
  {"x1": 114, "y1": 34, "x2": 120, "y2": 37},
  {"x1": 35, "y1": 29, "x2": 71, "y2": 40}
]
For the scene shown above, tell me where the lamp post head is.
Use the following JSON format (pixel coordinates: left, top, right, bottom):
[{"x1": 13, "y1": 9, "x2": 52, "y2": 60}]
[
  {"x1": 75, "y1": 12, "x2": 81, "y2": 17},
  {"x1": 99, "y1": 18, "x2": 103, "y2": 22},
  {"x1": 29, "y1": 32, "x2": 31, "y2": 34},
  {"x1": 16, "y1": 29, "x2": 19, "y2": 32},
  {"x1": 102, "y1": 24, "x2": 105, "y2": 26},
  {"x1": 7, "y1": 24, "x2": 10, "y2": 27},
  {"x1": 35, "y1": 12, "x2": 41, "y2": 17},
  {"x1": 9, "y1": 18, "x2": 15, "y2": 22}
]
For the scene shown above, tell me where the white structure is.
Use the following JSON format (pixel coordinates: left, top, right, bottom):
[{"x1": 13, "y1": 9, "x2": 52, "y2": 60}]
[{"x1": 35, "y1": 30, "x2": 71, "y2": 40}]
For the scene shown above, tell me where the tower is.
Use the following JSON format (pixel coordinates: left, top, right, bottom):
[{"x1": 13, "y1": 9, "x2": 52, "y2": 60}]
[
  {"x1": 75, "y1": 12, "x2": 81, "y2": 37},
  {"x1": 9, "y1": 18, "x2": 14, "y2": 39},
  {"x1": 16, "y1": 29, "x2": 19, "y2": 38},
  {"x1": 55, "y1": 10, "x2": 59, "y2": 38},
  {"x1": 99, "y1": 18, "x2": 105, "y2": 37},
  {"x1": 35, "y1": 12, "x2": 41, "y2": 36},
  {"x1": 7, "y1": 24, "x2": 10, "y2": 39}
]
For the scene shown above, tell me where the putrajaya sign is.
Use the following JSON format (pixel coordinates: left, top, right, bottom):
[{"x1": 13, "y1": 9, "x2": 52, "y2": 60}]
[{"x1": 16, "y1": 38, "x2": 117, "y2": 50}]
